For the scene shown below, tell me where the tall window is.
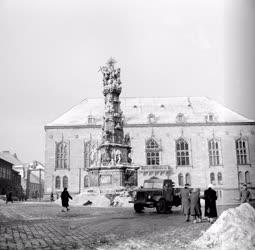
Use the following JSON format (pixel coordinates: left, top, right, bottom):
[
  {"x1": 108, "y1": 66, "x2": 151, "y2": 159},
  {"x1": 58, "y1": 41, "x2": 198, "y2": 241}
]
[
  {"x1": 176, "y1": 138, "x2": 190, "y2": 166},
  {"x1": 146, "y1": 138, "x2": 160, "y2": 165},
  {"x1": 217, "y1": 172, "x2": 223, "y2": 185},
  {"x1": 185, "y1": 173, "x2": 191, "y2": 186},
  {"x1": 63, "y1": 176, "x2": 68, "y2": 188},
  {"x1": 245, "y1": 171, "x2": 250, "y2": 184},
  {"x1": 210, "y1": 172, "x2": 215, "y2": 184},
  {"x1": 84, "y1": 175, "x2": 89, "y2": 188},
  {"x1": 238, "y1": 171, "x2": 243, "y2": 184},
  {"x1": 178, "y1": 173, "x2": 184, "y2": 186},
  {"x1": 56, "y1": 141, "x2": 69, "y2": 169},
  {"x1": 236, "y1": 138, "x2": 249, "y2": 165},
  {"x1": 208, "y1": 139, "x2": 221, "y2": 166},
  {"x1": 55, "y1": 176, "x2": 60, "y2": 189}
]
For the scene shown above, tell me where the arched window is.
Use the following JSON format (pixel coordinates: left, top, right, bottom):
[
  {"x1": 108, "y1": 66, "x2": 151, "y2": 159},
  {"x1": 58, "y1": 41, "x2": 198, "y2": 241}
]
[
  {"x1": 238, "y1": 171, "x2": 243, "y2": 184},
  {"x1": 210, "y1": 173, "x2": 215, "y2": 184},
  {"x1": 235, "y1": 138, "x2": 249, "y2": 165},
  {"x1": 63, "y1": 176, "x2": 68, "y2": 188},
  {"x1": 176, "y1": 138, "x2": 190, "y2": 166},
  {"x1": 245, "y1": 171, "x2": 250, "y2": 184},
  {"x1": 217, "y1": 172, "x2": 223, "y2": 185},
  {"x1": 208, "y1": 139, "x2": 221, "y2": 166},
  {"x1": 185, "y1": 173, "x2": 191, "y2": 186},
  {"x1": 178, "y1": 173, "x2": 184, "y2": 186},
  {"x1": 84, "y1": 175, "x2": 89, "y2": 188},
  {"x1": 55, "y1": 176, "x2": 60, "y2": 189},
  {"x1": 146, "y1": 138, "x2": 160, "y2": 165},
  {"x1": 56, "y1": 140, "x2": 69, "y2": 169}
]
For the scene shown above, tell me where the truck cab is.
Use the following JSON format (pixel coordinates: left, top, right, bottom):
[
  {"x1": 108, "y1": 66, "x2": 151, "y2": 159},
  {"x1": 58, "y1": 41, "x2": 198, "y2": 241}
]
[{"x1": 133, "y1": 178, "x2": 181, "y2": 213}]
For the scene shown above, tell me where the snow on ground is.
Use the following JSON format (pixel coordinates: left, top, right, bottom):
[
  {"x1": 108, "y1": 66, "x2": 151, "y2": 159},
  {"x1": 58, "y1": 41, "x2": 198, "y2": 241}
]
[
  {"x1": 192, "y1": 203, "x2": 255, "y2": 250},
  {"x1": 0, "y1": 199, "x2": 5, "y2": 204},
  {"x1": 55, "y1": 187, "x2": 134, "y2": 208}
]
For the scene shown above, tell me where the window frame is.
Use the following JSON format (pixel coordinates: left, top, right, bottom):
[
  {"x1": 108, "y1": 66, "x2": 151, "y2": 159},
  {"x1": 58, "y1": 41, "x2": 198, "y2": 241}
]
[
  {"x1": 210, "y1": 172, "x2": 215, "y2": 185},
  {"x1": 145, "y1": 138, "x2": 161, "y2": 166},
  {"x1": 55, "y1": 176, "x2": 61, "y2": 189},
  {"x1": 235, "y1": 137, "x2": 250, "y2": 165},
  {"x1": 176, "y1": 138, "x2": 191, "y2": 167},
  {"x1": 208, "y1": 139, "x2": 222, "y2": 166},
  {"x1": 55, "y1": 139, "x2": 70, "y2": 170},
  {"x1": 63, "y1": 176, "x2": 68, "y2": 188},
  {"x1": 178, "y1": 173, "x2": 184, "y2": 186}
]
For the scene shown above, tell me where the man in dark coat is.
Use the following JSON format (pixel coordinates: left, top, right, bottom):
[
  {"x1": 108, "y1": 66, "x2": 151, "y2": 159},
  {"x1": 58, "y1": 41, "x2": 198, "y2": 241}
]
[
  {"x1": 61, "y1": 187, "x2": 72, "y2": 212},
  {"x1": 204, "y1": 184, "x2": 217, "y2": 223},
  {"x1": 180, "y1": 184, "x2": 191, "y2": 222},
  {"x1": 6, "y1": 191, "x2": 13, "y2": 204}
]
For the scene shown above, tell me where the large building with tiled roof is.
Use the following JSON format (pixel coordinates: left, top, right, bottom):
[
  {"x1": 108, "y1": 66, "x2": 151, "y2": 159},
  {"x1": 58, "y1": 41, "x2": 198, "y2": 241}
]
[{"x1": 44, "y1": 96, "x2": 255, "y2": 203}]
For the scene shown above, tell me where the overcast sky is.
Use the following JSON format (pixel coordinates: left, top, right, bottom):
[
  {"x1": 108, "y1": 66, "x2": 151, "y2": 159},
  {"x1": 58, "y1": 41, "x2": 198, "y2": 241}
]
[{"x1": 0, "y1": 0, "x2": 254, "y2": 163}]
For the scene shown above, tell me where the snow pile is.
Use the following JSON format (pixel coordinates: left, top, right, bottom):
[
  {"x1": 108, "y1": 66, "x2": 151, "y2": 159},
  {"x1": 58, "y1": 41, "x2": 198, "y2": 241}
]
[
  {"x1": 55, "y1": 191, "x2": 110, "y2": 207},
  {"x1": 0, "y1": 199, "x2": 5, "y2": 204},
  {"x1": 192, "y1": 203, "x2": 255, "y2": 250},
  {"x1": 55, "y1": 187, "x2": 135, "y2": 208},
  {"x1": 112, "y1": 193, "x2": 133, "y2": 207}
]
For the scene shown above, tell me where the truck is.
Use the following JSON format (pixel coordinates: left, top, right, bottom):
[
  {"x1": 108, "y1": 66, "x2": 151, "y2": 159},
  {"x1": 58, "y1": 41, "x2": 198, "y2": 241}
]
[{"x1": 133, "y1": 178, "x2": 181, "y2": 213}]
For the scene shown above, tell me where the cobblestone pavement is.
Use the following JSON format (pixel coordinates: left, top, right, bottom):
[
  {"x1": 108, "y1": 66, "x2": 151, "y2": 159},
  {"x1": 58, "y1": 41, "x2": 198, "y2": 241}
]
[{"x1": 0, "y1": 202, "x2": 237, "y2": 250}]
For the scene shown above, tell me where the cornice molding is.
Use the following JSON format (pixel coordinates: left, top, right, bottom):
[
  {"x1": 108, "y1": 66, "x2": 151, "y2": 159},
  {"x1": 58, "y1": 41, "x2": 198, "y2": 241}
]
[{"x1": 44, "y1": 121, "x2": 255, "y2": 130}]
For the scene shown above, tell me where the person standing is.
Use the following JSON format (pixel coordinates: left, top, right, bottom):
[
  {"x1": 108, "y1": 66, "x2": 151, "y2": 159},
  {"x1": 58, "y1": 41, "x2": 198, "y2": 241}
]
[
  {"x1": 190, "y1": 188, "x2": 202, "y2": 223},
  {"x1": 180, "y1": 184, "x2": 191, "y2": 222},
  {"x1": 6, "y1": 191, "x2": 13, "y2": 204},
  {"x1": 240, "y1": 184, "x2": 251, "y2": 203},
  {"x1": 204, "y1": 184, "x2": 217, "y2": 223},
  {"x1": 61, "y1": 187, "x2": 72, "y2": 212}
]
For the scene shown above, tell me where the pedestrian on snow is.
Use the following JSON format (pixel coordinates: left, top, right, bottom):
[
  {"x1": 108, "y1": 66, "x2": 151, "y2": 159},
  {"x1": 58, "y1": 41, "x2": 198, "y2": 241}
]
[
  {"x1": 6, "y1": 191, "x2": 13, "y2": 204},
  {"x1": 50, "y1": 192, "x2": 54, "y2": 202},
  {"x1": 240, "y1": 184, "x2": 251, "y2": 203},
  {"x1": 190, "y1": 188, "x2": 202, "y2": 223},
  {"x1": 180, "y1": 184, "x2": 191, "y2": 222},
  {"x1": 61, "y1": 187, "x2": 72, "y2": 212},
  {"x1": 204, "y1": 184, "x2": 217, "y2": 223}
]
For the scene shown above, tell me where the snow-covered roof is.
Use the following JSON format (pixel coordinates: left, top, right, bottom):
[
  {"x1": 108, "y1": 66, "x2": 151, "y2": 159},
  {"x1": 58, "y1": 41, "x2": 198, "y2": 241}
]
[
  {"x1": 46, "y1": 97, "x2": 254, "y2": 127},
  {"x1": 0, "y1": 151, "x2": 23, "y2": 165}
]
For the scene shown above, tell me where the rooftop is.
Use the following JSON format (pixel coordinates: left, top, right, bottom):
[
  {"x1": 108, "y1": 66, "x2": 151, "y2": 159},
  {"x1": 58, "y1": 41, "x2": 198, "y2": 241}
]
[
  {"x1": 0, "y1": 151, "x2": 23, "y2": 165},
  {"x1": 45, "y1": 97, "x2": 254, "y2": 128}
]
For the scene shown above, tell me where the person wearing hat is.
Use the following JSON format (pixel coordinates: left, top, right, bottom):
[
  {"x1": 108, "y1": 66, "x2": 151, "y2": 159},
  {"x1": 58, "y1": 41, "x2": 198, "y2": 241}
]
[
  {"x1": 180, "y1": 184, "x2": 191, "y2": 222},
  {"x1": 240, "y1": 184, "x2": 251, "y2": 203},
  {"x1": 204, "y1": 184, "x2": 217, "y2": 223}
]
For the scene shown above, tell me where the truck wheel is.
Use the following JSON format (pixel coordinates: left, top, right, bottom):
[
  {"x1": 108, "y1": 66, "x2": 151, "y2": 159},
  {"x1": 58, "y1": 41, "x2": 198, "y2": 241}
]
[
  {"x1": 156, "y1": 199, "x2": 166, "y2": 213},
  {"x1": 134, "y1": 204, "x2": 144, "y2": 213}
]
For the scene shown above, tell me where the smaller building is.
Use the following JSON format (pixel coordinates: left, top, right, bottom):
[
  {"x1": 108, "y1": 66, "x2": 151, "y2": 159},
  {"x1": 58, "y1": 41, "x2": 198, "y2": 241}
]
[
  {"x1": 13, "y1": 161, "x2": 45, "y2": 199},
  {"x1": 0, "y1": 151, "x2": 23, "y2": 199}
]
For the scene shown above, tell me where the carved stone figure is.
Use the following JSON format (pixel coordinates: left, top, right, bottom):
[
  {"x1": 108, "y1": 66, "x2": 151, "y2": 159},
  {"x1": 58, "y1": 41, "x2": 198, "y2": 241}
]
[
  {"x1": 115, "y1": 149, "x2": 122, "y2": 164},
  {"x1": 124, "y1": 133, "x2": 131, "y2": 145}
]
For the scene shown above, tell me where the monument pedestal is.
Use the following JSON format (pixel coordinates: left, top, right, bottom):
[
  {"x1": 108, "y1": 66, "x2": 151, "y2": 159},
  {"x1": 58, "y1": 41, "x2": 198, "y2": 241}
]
[{"x1": 88, "y1": 166, "x2": 126, "y2": 187}]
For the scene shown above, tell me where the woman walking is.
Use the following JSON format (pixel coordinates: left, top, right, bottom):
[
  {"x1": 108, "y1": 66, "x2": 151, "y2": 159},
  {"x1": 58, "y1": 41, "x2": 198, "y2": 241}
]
[{"x1": 61, "y1": 187, "x2": 72, "y2": 212}]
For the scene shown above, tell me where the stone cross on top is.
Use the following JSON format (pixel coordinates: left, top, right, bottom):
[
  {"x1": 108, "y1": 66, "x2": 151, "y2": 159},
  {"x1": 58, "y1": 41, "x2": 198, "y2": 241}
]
[{"x1": 106, "y1": 57, "x2": 117, "y2": 68}]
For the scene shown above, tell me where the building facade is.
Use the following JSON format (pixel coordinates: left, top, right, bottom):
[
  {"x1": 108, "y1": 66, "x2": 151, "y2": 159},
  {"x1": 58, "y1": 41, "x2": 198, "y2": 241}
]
[
  {"x1": 44, "y1": 97, "x2": 255, "y2": 204},
  {"x1": 13, "y1": 161, "x2": 45, "y2": 199},
  {"x1": 0, "y1": 151, "x2": 23, "y2": 198}
]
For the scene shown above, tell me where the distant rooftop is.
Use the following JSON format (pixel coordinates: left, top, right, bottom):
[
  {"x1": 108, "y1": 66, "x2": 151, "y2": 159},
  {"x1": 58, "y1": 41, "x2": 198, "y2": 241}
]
[
  {"x1": 0, "y1": 151, "x2": 23, "y2": 165},
  {"x1": 45, "y1": 97, "x2": 254, "y2": 128}
]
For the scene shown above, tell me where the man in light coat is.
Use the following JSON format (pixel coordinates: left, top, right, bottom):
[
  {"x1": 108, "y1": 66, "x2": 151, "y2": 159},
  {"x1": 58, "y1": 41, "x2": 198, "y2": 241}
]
[{"x1": 180, "y1": 184, "x2": 191, "y2": 222}]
